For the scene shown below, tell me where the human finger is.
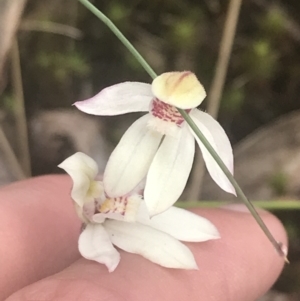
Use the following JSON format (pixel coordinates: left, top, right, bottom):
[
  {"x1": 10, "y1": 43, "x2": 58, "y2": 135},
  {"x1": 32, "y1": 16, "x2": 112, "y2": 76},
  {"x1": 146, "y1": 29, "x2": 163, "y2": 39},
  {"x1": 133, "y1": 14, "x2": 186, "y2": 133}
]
[
  {"x1": 5, "y1": 207, "x2": 287, "y2": 301},
  {"x1": 0, "y1": 175, "x2": 81, "y2": 300}
]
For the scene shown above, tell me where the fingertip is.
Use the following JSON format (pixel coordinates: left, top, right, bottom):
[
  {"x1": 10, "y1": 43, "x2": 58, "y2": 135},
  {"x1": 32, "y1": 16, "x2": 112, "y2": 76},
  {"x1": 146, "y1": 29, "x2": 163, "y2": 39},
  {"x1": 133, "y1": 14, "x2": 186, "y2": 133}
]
[{"x1": 189, "y1": 207, "x2": 287, "y2": 300}]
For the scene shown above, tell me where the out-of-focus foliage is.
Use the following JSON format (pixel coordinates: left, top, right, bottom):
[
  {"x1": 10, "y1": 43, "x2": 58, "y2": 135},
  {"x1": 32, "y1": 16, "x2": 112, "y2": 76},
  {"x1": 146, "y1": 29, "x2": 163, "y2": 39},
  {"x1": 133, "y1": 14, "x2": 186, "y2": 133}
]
[
  {"x1": 243, "y1": 39, "x2": 278, "y2": 79},
  {"x1": 7, "y1": 0, "x2": 299, "y2": 142},
  {"x1": 269, "y1": 171, "x2": 288, "y2": 196},
  {"x1": 36, "y1": 51, "x2": 89, "y2": 82}
]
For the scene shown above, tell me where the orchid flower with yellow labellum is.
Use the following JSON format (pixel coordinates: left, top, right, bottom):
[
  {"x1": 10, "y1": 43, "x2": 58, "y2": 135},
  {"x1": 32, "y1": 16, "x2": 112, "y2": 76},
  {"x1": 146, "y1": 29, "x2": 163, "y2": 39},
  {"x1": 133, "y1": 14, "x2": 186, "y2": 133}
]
[
  {"x1": 59, "y1": 152, "x2": 220, "y2": 272},
  {"x1": 75, "y1": 71, "x2": 236, "y2": 216}
]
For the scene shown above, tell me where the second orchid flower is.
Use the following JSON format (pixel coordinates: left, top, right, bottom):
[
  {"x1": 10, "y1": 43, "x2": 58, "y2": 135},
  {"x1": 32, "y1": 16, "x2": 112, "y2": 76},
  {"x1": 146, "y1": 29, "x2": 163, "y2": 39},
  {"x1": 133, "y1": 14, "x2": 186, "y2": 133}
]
[{"x1": 59, "y1": 152, "x2": 220, "y2": 272}]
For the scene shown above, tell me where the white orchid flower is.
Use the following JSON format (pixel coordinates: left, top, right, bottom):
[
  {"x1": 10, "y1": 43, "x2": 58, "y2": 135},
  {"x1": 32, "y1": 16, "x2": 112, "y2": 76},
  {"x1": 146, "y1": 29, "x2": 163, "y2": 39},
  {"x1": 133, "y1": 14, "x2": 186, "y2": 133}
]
[
  {"x1": 59, "y1": 152, "x2": 220, "y2": 272},
  {"x1": 75, "y1": 71, "x2": 236, "y2": 215}
]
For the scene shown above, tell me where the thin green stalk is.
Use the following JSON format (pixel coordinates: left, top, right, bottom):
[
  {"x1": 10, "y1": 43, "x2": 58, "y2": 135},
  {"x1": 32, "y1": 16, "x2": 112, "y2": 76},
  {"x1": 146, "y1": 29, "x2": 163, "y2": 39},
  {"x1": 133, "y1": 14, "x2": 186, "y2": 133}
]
[
  {"x1": 78, "y1": 0, "x2": 156, "y2": 79},
  {"x1": 178, "y1": 109, "x2": 286, "y2": 258},
  {"x1": 77, "y1": 0, "x2": 287, "y2": 260},
  {"x1": 176, "y1": 200, "x2": 300, "y2": 210}
]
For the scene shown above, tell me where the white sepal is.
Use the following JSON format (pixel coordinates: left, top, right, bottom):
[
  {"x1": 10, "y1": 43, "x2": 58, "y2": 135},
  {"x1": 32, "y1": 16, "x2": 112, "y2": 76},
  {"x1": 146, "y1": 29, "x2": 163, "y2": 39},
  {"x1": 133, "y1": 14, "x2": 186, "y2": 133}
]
[
  {"x1": 75, "y1": 82, "x2": 152, "y2": 116},
  {"x1": 105, "y1": 220, "x2": 198, "y2": 270},
  {"x1": 78, "y1": 224, "x2": 120, "y2": 272},
  {"x1": 144, "y1": 125, "x2": 195, "y2": 215},
  {"x1": 137, "y1": 204, "x2": 220, "y2": 242},
  {"x1": 104, "y1": 114, "x2": 162, "y2": 197},
  {"x1": 190, "y1": 111, "x2": 236, "y2": 195},
  {"x1": 58, "y1": 152, "x2": 100, "y2": 207},
  {"x1": 58, "y1": 152, "x2": 98, "y2": 180}
]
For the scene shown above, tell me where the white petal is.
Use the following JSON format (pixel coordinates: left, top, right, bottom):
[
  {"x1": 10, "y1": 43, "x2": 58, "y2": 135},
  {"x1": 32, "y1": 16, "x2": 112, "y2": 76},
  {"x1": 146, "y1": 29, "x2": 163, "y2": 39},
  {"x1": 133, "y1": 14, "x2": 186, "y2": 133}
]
[
  {"x1": 105, "y1": 220, "x2": 198, "y2": 270},
  {"x1": 144, "y1": 125, "x2": 195, "y2": 215},
  {"x1": 74, "y1": 82, "x2": 152, "y2": 116},
  {"x1": 58, "y1": 152, "x2": 99, "y2": 207},
  {"x1": 137, "y1": 203, "x2": 220, "y2": 242},
  {"x1": 190, "y1": 110, "x2": 236, "y2": 195},
  {"x1": 78, "y1": 224, "x2": 120, "y2": 272},
  {"x1": 58, "y1": 152, "x2": 98, "y2": 180},
  {"x1": 104, "y1": 114, "x2": 162, "y2": 197}
]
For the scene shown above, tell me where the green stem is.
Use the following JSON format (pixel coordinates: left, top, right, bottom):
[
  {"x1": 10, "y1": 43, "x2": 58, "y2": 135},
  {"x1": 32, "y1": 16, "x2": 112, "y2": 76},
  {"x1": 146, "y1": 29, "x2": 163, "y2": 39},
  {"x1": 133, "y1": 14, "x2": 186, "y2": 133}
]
[
  {"x1": 176, "y1": 200, "x2": 300, "y2": 210},
  {"x1": 77, "y1": 0, "x2": 287, "y2": 259},
  {"x1": 178, "y1": 109, "x2": 286, "y2": 257},
  {"x1": 78, "y1": 0, "x2": 157, "y2": 79}
]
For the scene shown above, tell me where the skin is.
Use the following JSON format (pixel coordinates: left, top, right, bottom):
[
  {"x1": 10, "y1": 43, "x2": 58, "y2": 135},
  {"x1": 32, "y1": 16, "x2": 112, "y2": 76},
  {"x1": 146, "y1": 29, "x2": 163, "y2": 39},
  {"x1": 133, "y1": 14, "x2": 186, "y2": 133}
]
[{"x1": 0, "y1": 175, "x2": 287, "y2": 301}]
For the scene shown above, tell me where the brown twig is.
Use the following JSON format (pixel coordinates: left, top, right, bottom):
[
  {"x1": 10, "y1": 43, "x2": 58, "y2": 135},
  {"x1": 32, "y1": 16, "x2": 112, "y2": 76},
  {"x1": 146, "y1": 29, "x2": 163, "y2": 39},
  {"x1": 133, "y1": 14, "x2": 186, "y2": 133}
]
[
  {"x1": 187, "y1": 0, "x2": 242, "y2": 200},
  {"x1": 19, "y1": 20, "x2": 83, "y2": 39},
  {"x1": 0, "y1": 0, "x2": 27, "y2": 93},
  {"x1": 11, "y1": 38, "x2": 31, "y2": 177},
  {"x1": 0, "y1": 126, "x2": 26, "y2": 180}
]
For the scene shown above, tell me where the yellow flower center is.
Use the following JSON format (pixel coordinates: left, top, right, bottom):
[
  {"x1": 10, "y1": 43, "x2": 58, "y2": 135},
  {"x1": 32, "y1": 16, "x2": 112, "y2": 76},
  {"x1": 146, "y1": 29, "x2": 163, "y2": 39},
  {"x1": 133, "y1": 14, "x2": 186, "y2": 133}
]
[{"x1": 151, "y1": 71, "x2": 206, "y2": 109}]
